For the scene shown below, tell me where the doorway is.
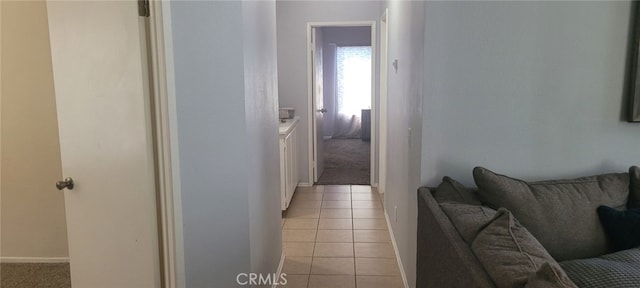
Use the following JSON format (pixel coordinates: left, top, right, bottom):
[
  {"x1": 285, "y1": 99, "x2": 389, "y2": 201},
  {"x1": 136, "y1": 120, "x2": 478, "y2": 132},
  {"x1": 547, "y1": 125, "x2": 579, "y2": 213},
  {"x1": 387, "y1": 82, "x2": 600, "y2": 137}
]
[
  {"x1": 307, "y1": 22, "x2": 377, "y2": 186},
  {"x1": 0, "y1": 1, "x2": 176, "y2": 287}
]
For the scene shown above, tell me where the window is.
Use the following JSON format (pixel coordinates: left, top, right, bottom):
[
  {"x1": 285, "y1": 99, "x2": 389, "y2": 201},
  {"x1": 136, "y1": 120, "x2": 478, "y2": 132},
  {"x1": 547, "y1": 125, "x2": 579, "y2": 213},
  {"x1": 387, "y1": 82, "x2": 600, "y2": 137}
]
[
  {"x1": 332, "y1": 45, "x2": 372, "y2": 138},
  {"x1": 336, "y1": 46, "x2": 372, "y2": 118}
]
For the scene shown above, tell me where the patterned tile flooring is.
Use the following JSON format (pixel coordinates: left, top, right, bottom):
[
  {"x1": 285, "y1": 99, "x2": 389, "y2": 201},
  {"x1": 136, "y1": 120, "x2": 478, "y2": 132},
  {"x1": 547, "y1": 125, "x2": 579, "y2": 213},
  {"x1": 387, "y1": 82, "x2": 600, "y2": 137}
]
[{"x1": 281, "y1": 185, "x2": 404, "y2": 288}]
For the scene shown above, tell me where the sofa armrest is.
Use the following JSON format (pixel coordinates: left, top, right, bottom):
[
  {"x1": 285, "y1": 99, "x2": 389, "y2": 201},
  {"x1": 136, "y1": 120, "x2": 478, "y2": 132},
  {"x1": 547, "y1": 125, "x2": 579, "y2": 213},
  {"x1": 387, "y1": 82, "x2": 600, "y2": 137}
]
[{"x1": 417, "y1": 187, "x2": 495, "y2": 287}]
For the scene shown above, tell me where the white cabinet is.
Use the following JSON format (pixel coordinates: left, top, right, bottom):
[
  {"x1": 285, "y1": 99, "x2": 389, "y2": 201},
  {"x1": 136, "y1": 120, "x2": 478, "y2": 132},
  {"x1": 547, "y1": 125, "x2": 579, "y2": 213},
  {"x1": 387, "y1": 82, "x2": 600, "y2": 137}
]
[{"x1": 280, "y1": 117, "x2": 299, "y2": 210}]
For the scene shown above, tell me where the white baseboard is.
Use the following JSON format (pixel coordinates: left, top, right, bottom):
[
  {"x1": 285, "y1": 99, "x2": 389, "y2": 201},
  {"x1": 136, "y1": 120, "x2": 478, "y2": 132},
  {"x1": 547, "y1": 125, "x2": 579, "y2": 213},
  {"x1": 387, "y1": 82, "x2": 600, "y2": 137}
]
[
  {"x1": 323, "y1": 136, "x2": 332, "y2": 140},
  {"x1": 384, "y1": 211, "x2": 409, "y2": 288},
  {"x1": 1, "y1": 257, "x2": 70, "y2": 263},
  {"x1": 297, "y1": 182, "x2": 313, "y2": 187},
  {"x1": 272, "y1": 253, "x2": 285, "y2": 288}
]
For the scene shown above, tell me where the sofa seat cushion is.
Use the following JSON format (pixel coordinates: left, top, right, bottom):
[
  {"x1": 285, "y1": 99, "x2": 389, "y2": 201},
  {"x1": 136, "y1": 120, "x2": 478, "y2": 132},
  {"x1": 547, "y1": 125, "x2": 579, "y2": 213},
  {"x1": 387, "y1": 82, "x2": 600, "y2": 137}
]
[
  {"x1": 559, "y1": 248, "x2": 640, "y2": 288},
  {"x1": 473, "y1": 167, "x2": 629, "y2": 261},
  {"x1": 433, "y1": 176, "x2": 482, "y2": 205},
  {"x1": 472, "y1": 208, "x2": 575, "y2": 288},
  {"x1": 597, "y1": 206, "x2": 640, "y2": 252}
]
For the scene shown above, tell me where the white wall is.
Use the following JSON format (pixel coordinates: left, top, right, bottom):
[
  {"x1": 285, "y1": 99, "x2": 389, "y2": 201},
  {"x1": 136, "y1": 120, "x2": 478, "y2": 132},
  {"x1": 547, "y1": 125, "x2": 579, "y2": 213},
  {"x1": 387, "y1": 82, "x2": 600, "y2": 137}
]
[
  {"x1": 0, "y1": 0, "x2": 69, "y2": 260},
  {"x1": 381, "y1": 3, "x2": 640, "y2": 287},
  {"x1": 421, "y1": 1, "x2": 640, "y2": 187},
  {"x1": 169, "y1": 0, "x2": 281, "y2": 286},
  {"x1": 241, "y1": 0, "x2": 283, "y2": 277},
  {"x1": 322, "y1": 26, "x2": 372, "y2": 138},
  {"x1": 381, "y1": 1, "x2": 425, "y2": 287},
  {"x1": 276, "y1": 1, "x2": 382, "y2": 184}
]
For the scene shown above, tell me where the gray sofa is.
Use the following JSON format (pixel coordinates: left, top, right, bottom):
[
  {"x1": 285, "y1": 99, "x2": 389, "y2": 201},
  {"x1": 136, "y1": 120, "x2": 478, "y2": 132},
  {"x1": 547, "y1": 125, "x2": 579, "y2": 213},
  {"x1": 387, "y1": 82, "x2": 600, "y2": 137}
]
[{"x1": 417, "y1": 167, "x2": 640, "y2": 288}]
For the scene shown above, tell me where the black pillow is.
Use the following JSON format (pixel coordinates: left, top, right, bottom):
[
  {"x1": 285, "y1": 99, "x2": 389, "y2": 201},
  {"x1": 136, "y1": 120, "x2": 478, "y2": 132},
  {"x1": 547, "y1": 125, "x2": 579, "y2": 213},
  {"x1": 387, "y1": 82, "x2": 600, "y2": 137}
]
[{"x1": 597, "y1": 206, "x2": 640, "y2": 252}]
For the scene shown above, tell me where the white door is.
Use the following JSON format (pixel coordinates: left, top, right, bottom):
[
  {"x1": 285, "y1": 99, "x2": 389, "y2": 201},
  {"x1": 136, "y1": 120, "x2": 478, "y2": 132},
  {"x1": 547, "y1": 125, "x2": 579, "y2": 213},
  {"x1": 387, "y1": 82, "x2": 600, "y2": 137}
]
[
  {"x1": 312, "y1": 27, "x2": 325, "y2": 182},
  {"x1": 47, "y1": 2, "x2": 161, "y2": 287}
]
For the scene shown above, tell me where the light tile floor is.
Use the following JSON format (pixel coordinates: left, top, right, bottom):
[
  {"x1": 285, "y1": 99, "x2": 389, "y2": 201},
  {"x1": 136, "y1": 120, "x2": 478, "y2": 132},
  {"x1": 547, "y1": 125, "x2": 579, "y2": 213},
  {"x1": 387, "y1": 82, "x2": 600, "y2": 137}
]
[{"x1": 282, "y1": 185, "x2": 404, "y2": 288}]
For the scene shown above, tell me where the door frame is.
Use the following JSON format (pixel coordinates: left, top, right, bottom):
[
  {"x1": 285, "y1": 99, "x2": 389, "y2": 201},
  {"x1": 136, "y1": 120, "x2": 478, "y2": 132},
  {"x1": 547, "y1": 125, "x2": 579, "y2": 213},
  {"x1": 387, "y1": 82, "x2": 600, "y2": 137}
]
[
  {"x1": 146, "y1": 2, "x2": 185, "y2": 287},
  {"x1": 309, "y1": 26, "x2": 325, "y2": 183},
  {"x1": 306, "y1": 21, "x2": 378, "y2": 186},
  {"x1": 379, "y1": 9, "x2": 389, "y2": 195}
]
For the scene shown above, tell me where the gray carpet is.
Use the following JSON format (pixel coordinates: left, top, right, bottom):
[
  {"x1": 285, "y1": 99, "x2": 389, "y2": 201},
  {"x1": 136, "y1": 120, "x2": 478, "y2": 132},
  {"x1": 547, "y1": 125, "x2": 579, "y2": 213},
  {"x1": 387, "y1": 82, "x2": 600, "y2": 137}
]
[
  {"x1": 317, "y1": 138, "x2": 370, "y2": 185},
  {"x1": 1, "y1": 263, "x2": 71, "y2": 288}
]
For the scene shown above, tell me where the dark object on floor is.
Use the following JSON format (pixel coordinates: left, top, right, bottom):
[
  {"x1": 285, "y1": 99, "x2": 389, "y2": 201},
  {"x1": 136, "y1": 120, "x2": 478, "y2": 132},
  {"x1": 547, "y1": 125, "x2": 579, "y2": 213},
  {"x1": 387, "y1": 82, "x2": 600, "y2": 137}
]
[
  {"x1": 1, "y1": 263, "x2": 71, "y2": 288},
  {"x1": 317, "y1": 138, "x2": 370, "y2": 185},
  {"x1": 361, "y1": 109, "x2": 371, "y2": 141}
]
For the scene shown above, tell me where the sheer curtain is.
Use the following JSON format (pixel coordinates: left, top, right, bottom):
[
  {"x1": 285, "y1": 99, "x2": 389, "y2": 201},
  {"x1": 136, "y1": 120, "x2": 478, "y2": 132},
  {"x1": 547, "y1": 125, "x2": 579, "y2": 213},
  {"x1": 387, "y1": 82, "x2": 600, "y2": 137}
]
[{"x1": 333, "y1": 46, "x2": 372, "y2": 138}]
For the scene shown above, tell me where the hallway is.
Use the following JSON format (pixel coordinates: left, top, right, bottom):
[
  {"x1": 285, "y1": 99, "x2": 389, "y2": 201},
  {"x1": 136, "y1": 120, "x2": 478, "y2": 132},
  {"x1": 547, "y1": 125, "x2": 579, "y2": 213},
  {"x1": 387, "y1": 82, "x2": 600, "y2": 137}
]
[{"x1": 281, "y1": 185, "x2": 403, "y2": 288}]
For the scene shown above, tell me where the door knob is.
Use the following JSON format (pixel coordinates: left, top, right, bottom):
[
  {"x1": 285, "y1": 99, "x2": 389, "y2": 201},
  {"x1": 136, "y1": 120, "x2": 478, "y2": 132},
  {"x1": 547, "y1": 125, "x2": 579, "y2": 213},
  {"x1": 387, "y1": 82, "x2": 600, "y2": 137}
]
[
  {"x1": 317, "y1": 108, "x2": 328, "y2": 113},
  {"x1": 56, "y1": 177, "x2": 74, "y2": 190}
]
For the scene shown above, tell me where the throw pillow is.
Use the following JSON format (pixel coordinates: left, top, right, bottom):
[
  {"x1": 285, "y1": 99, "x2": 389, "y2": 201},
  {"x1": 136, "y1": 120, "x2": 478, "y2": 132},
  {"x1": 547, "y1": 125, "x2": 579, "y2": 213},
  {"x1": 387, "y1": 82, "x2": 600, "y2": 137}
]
[
  {"x1": 473, "y1": 166, "x2": 629, "y2": 261},
  {"x1": 471, "y1": 208, "x2": 570, "y2": 288},
  {"x1": 439, "y1": 202, "x2": 496, "y2": 243},
  {"x1": 629, "y1": 166, "x2": 640, "y2": 208},
  {"x1": 597, "y1": 206, "x2": 640, "y2": 252},
  {"x1": 524, "y1": 262, "x2": 578, "y2": 288},
  {"x1": 432, "y1": 176, "x2": 482, "y2": 205}
]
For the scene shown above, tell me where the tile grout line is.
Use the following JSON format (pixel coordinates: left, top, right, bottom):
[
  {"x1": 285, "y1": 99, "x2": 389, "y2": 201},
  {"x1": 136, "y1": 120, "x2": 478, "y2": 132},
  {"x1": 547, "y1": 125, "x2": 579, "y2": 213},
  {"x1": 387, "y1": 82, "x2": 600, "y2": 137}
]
[
  {"x1": 350, "y1": 185, "x2": 358, "y2": 288},
  {"x1": 306, "y1": 186, "x2": 323, "y2": 288}
]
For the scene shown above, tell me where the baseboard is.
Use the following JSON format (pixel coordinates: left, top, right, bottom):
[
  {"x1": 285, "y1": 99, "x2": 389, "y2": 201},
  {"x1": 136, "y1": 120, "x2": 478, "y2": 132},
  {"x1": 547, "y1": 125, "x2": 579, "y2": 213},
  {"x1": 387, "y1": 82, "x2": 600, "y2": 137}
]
[
  {"x1": 323, "y1": 136, "x2": 332, "y2": 140},
  {"x1": 272, "y1": 253, "x2": 285, "y2": 288},
  {"x1": 384, "y1": 211, "x2": 409, "y2": 288},
  {"x1": 297, "y1": 182, "x2": 313, "y2": 187},
  {"x1": 1, "y1": 257, "x2": 70, "y2": 263}
]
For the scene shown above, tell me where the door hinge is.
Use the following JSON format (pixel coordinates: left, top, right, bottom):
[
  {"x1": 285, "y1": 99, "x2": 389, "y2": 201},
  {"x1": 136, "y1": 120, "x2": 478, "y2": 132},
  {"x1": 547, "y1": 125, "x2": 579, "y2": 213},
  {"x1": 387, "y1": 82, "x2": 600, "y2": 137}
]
[{"x1": 138, "y1": 0, "x2": 150, "y2": 17}]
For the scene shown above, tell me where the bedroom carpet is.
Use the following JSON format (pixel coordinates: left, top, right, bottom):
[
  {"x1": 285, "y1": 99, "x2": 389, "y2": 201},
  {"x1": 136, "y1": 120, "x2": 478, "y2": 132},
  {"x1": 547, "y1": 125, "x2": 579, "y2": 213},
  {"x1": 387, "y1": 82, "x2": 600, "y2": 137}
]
[
  {"x1": 1, "y1": 263, "x2": 70, "y2": 288},
  {"x1": 317, "y1": 138, "x2": 370, "y2": 185}
]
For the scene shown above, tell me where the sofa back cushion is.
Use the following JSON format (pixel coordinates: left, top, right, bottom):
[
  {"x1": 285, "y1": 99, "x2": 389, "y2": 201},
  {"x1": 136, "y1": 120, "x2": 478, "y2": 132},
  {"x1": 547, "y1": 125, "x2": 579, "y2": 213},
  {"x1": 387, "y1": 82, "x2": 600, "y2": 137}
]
[
  {"x1": 472, "y1": 208, "x2": 574, "y2": 288},
  {"x1": 433, "y1": 176, "x2": 482, "y2": 205},
  {"x1": 629, "y1": 166, "x2": 640, "y2": 208},
  {"x1": 473, "y1": 167, "x2": 629, "y2": 261}
]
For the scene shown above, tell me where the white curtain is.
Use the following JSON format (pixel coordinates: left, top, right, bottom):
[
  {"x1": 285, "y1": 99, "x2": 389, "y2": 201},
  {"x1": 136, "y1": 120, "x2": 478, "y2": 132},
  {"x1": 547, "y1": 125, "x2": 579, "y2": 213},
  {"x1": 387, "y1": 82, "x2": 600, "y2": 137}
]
[{"x1": 333, "y1": 46, "x2": 372, "y2": 138}]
